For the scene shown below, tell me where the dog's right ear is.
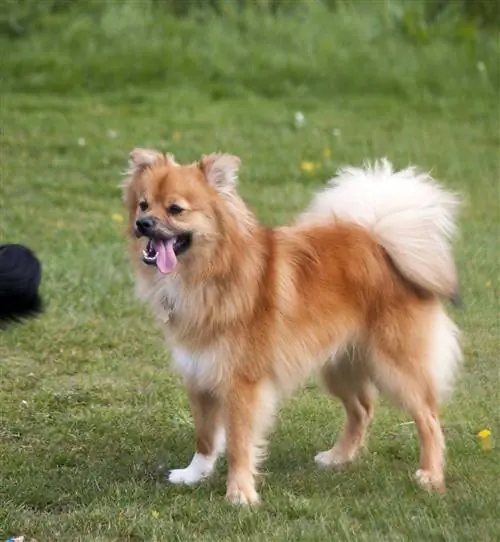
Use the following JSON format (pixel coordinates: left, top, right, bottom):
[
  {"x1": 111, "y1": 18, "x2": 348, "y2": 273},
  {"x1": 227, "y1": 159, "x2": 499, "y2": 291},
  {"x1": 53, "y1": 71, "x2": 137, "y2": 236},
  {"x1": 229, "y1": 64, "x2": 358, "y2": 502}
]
[{"x1": 121, "y1": 149, "x2": 161, "y2": 210}]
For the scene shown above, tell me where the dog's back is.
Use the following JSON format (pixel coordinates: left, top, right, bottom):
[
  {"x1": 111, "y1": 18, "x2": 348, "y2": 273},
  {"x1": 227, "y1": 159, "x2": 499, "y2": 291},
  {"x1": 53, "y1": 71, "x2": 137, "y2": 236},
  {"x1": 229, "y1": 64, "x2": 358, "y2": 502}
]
[{"x1": 0, "y1": 244, "x2": 43, "y2": 328}]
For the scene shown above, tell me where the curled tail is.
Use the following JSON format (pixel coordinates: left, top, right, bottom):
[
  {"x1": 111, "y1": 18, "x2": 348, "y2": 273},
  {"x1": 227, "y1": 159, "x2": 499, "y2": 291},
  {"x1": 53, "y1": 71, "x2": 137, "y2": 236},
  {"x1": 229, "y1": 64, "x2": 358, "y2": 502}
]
[{"x1": 302, "y1": 159, "x2": 462, "y2": 304}]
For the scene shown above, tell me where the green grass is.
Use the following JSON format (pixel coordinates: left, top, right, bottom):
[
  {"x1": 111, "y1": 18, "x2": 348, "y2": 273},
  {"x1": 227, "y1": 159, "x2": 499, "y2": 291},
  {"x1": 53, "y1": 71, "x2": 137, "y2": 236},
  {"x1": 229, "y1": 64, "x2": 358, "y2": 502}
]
[{"x1": 0, "y1": 2, "x2": 499, "y2": 541}]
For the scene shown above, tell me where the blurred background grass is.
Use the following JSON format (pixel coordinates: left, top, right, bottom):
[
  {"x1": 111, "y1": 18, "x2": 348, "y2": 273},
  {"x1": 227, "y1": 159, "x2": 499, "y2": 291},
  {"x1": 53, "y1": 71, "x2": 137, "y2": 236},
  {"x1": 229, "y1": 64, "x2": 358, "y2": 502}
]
[{"x1": 1, "y1": 0, "x2": 498, "y2": 99}]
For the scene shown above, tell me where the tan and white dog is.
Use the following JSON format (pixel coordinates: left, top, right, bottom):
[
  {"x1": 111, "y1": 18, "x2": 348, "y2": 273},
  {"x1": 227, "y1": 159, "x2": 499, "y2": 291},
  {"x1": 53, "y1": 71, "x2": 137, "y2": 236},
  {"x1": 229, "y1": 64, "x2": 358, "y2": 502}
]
[{"x1": 123, "y1": 150, "x2": 462, "y2": 504}]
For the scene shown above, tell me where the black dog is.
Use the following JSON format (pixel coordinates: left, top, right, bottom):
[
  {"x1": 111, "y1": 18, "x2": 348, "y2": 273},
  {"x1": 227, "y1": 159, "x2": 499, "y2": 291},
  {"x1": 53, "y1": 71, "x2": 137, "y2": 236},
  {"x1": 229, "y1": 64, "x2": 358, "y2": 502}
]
[{"x1": 0, "y1": 244, "x2": 43, "y2": 329}]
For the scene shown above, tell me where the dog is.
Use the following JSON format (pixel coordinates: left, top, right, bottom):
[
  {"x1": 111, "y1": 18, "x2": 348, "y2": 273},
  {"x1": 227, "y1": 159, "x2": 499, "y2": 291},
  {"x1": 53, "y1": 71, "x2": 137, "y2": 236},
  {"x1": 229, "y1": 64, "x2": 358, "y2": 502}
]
[
  {"x1": 122, "y1": 149, "x2": 462, "y2": 504},
  {"x1": 0, "y1": 244, "x2": 43, "y2": 329}
]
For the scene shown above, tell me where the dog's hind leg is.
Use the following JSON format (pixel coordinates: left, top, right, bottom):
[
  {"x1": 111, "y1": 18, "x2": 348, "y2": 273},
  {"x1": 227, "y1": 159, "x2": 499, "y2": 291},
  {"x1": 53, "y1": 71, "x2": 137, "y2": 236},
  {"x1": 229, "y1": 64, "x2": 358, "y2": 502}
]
[
  {"x1": 368, "y1": 305, "x2": 458, "y2": 493},
  {"x1": 370, "y1": 352, "x2": 446, "y2": 492},
  {"x1": 168, "y1": 388, "x2": 225, "y2": 485},
  {"x1": 316, "y1": 352, "x2": 375, "y2": 468}
]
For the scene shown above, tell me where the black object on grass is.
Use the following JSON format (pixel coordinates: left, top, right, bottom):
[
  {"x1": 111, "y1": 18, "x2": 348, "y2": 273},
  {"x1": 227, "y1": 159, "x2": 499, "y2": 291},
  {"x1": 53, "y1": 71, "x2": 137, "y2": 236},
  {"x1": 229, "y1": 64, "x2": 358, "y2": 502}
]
[{"x1": 0, "y1": 244, "x2": 43, "y2": 329}]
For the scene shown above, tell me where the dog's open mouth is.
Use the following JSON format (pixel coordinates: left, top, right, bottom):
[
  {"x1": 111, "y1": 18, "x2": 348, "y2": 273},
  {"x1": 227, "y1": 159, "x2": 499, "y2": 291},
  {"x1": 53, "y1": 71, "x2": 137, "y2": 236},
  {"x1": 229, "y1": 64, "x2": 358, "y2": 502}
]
[{"x1": 142, "y1": 233, "x2": 192, "y2": 274}]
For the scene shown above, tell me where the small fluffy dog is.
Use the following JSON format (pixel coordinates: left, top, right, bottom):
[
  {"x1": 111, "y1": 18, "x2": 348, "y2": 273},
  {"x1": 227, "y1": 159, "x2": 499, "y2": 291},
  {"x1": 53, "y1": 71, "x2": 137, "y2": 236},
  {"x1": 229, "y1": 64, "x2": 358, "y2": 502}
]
[
  {"x1": 123, "y1": 149, "x2": 462, "y2": 504},
  {"x1": 0, "y1": 244, "x2": 43, "y2": 329}
]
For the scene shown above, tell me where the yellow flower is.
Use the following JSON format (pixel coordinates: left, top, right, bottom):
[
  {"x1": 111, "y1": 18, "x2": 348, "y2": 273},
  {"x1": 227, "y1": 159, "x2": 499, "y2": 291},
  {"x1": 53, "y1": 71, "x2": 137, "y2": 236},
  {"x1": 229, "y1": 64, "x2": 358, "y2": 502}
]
[
  {"x1": 485, "y1": 280, "x2": 491, "y2": 288},
  {"x1": 477, "y1": 429, "x2": 493, "y2": 451},
  {"x1": 112, "y1": 213, "x2": 124, "y2": 223},
  {"x1": 151, "y1": 510, "x2": 160, "y2": 519},
  {"x1": 323, "y1": 147, "x2": 332, "y2": 158},
  {"x1": 301, "y1": 161, "x2": 317, "y2": 173}
]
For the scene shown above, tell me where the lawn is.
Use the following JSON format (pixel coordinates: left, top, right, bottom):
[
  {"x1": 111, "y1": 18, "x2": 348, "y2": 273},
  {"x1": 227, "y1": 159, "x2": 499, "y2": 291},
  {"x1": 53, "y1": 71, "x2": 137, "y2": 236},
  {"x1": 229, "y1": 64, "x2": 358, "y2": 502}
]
[{"x1": 0, "y1": 2, "x2": 499, "y2": 541}]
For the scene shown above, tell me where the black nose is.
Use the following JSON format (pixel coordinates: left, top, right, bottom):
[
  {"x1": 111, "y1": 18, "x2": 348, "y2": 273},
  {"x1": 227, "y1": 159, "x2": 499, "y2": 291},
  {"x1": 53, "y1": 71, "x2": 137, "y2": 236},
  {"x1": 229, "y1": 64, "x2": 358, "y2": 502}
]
[{"x1": 135, "y1": 217, "x2": 156, "y2": 235}]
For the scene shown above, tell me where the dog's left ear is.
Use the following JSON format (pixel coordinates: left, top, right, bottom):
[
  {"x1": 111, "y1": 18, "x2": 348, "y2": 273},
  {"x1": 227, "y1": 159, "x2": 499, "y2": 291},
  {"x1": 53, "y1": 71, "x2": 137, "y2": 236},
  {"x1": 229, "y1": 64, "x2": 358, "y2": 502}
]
[{"x1": 199, "y1": 153, "x2": 241, "y2": 191}]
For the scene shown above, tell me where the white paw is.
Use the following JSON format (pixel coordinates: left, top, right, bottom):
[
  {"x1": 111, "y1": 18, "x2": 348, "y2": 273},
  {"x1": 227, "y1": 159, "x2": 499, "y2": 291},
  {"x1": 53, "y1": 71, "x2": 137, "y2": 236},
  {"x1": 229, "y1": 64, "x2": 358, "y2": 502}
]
[
  {"x1": 415, "y1": 469, "x2": 431, "y2": 485},
  {"x1": 167, "y1": 453, "x2": 215, "y2": 486},
  {"x1": 168, "y1": 467, "x2": 205, "y2": 485},
  {"x1": 226, "y1": 484, "x2": 260, "y2": 506},
  {"x1": 315, "y1": 448, "x2": 352, "y2": 468},
  {"x1": 415, "y1": 469, "x2": 445, "y2": 493},
  {"x1": 315, "y1": 450, "x2": 334, "y2": 468}
]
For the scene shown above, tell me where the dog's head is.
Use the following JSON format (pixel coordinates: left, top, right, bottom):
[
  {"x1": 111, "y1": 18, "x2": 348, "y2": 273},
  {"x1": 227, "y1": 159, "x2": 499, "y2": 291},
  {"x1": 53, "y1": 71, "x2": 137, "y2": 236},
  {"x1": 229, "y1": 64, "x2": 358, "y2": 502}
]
[{"x1": 123, "y1": 149, "x2": 250, "y2": 276}]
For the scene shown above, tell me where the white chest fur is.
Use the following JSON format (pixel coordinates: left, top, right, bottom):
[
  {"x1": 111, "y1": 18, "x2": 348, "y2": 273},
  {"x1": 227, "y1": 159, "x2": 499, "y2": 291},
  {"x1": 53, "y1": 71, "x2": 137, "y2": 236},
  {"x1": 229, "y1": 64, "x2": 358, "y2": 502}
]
[
  {"x1": 171, "y1": 346, "x2": 228, "y2": 391},
  {"x1": 135, "y1": 274, "x2": 231, "y2": 391}
]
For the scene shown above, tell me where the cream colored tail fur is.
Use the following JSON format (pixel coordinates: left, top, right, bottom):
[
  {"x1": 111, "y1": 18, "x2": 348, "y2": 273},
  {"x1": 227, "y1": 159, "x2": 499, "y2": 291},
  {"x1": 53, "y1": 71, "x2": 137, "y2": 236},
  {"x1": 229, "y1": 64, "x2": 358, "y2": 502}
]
[{"x1": 302, "y1": 159, "x2": 462, "y2": 303}]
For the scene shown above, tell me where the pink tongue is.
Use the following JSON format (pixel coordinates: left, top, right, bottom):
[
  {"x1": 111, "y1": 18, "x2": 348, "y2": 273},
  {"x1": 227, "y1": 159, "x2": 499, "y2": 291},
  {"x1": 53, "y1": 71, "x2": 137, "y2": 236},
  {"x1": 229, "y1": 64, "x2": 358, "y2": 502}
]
[{"x1": 154, "y1": 239, "x2": 177, "y2": 274}]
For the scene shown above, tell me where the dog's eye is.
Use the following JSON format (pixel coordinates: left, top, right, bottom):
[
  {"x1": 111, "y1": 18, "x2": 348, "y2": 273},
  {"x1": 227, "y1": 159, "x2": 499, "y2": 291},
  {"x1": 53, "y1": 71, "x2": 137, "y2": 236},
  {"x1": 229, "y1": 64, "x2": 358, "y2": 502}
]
[
  {"x1": 139, "y1": 200, "x2": 148, "y2": 212},
  {"x1": 167, "y1": 204, "x2": 183, "y2": 216}
]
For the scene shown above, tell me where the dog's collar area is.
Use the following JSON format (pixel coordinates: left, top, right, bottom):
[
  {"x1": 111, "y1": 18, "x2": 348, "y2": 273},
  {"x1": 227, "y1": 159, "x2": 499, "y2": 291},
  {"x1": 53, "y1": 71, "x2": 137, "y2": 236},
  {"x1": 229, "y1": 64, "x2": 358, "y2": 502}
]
[{"x1": 161, "y1": 297, "x2": 175, "y2": 323}]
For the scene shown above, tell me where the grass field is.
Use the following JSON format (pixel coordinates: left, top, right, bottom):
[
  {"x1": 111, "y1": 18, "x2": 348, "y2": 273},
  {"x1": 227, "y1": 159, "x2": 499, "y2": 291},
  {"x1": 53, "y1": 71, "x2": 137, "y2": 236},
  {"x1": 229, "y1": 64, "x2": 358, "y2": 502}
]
[{"x1": 0, "y1": 2, "x2": 499, "y2": 541}]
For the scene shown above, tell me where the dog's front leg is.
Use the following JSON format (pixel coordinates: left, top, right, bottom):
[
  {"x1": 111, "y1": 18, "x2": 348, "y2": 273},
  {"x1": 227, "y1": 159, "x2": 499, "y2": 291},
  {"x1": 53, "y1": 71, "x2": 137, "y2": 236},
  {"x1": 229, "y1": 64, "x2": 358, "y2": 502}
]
[
  {"x1": 225, "y1": 378, "x2": 276, "y2": 505},
  {"x1": 168, "y1": 388, "x2": 225, "y2": 485}
]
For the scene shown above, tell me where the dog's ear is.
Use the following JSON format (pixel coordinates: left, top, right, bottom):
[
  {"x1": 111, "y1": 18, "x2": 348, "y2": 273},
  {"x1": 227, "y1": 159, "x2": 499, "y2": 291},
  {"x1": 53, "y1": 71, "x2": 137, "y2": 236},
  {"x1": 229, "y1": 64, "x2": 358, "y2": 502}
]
[
  {"x1": 199, "y1": 153, "x2": 241, "y2": 191},
  {"x1": 121, "y1": 149, "x2": 163, "y2": 212},
  {"x1": 128, "y1": 148, "x2": 165, "y2": 174}
]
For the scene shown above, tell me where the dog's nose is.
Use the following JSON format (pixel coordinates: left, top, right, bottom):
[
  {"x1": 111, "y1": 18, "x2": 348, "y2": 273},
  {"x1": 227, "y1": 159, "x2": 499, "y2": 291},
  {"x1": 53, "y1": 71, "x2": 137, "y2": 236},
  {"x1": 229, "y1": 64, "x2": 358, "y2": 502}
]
[{"x1": 135, "y1": 217, "x2": 156, "y2": 235}]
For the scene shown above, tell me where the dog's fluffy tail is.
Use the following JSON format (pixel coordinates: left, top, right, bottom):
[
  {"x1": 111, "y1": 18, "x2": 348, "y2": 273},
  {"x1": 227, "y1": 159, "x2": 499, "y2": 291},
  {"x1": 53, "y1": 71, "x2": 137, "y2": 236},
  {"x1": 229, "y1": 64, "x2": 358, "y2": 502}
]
[
  {"x1": 0, "y1": 244, "x2": 44, "y2": 329},
  {"x1": 301, "y1": 159, "x2": 462, "y2": 304}
]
